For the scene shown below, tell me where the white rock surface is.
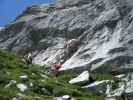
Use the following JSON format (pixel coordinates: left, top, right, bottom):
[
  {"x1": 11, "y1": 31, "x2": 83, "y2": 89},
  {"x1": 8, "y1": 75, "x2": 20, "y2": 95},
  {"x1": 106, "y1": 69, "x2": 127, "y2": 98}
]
[
  {"x1": 115, "y1": 74, "x2": 125, "y2": 78},
  {"x1": 69, "y1": 71, "x2": 89, "y2": 85},
  {"x1": 62, "y1": 95, "x2": 71, "y2": 100},
  {"x1": 19, "y1": 75, "x2": 28, "y2": 80},
  {"x1": 17, "y1": 83, "x2": 28, "y2": 92},
  {"x1": 12, "y1": 97, "x2": 17, "y2": 100}
]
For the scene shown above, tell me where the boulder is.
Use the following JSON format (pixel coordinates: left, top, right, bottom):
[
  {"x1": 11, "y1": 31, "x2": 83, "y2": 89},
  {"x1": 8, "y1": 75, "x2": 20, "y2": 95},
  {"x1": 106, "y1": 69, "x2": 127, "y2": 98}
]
[
  {"x1": 62, "y1": 95, "x2": 71, "y2": 100},
  {"x1": 69, "y1": 71, "x2": 89, "y2": 85},
  {"x1": 17, "y1": 83, "x2": 28, "y2": 92}
]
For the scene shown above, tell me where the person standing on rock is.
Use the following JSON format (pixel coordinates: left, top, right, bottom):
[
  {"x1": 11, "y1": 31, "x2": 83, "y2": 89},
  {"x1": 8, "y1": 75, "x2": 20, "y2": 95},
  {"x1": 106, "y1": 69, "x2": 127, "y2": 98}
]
[
  {"x1": 61, "y1": 39, "x2": 80, "y2": 63},
  {"x1": 54, "y1": 38, "x2": 80, "y2": 65}
]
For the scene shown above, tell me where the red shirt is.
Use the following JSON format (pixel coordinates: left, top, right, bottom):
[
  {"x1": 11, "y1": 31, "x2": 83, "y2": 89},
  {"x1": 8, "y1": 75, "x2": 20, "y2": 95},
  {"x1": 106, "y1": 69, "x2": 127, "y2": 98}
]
[{"x1": 52, "y1": 64, "x2": 61, "y2": 72}]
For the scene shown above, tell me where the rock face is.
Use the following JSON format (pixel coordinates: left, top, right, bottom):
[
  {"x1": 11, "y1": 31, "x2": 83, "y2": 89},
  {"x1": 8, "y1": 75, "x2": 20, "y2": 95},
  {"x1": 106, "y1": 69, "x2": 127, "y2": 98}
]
[
  {"x1": 82, "y1": 80, "x2": 111, "y2": 94},
  {"x1": 1, "y1": 0, "x2": 133, "y2": 74},
  {"x1": 0, "y1": 27, "x2": 4, "y2": 31}
]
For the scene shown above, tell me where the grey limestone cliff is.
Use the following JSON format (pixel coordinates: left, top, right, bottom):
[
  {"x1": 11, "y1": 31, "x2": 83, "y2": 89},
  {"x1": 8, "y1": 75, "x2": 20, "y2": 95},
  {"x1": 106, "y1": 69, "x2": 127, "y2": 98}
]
[{"x1": 1, "y1": 0, "x2": 133, "y2": 74}]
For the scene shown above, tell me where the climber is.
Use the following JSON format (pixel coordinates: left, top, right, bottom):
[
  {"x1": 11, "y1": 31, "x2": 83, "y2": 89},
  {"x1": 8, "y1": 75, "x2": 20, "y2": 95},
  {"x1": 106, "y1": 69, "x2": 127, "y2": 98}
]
[
  {"x1": 58, "y1": 38, "x2": 80, "y2": 64},
  {"x1": 64, "y1": 39, "x2": 80, "y2": 58},
  {"x1": 25, "y1": 53, "x2": 33, "y2": 65},
  {"x1": 46, "y1": 38, "x2": 80, "y2": 68},
  {"x1": 51, "y1": 63, "x2": 62, "y2": 75}
]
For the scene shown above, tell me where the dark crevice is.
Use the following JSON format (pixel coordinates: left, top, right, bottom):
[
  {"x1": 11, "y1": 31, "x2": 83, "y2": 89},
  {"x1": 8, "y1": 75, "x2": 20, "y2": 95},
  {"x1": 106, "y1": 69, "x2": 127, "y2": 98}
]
[
  {"x1": 90, "y1": 58, "x2": 104, "y2": 65},
  {"x1": 128, "y1": 39, "x2": 133, "y2": 44},
  {"x1": 108, "y1": 47, "x2": 127, "y2": 54}
]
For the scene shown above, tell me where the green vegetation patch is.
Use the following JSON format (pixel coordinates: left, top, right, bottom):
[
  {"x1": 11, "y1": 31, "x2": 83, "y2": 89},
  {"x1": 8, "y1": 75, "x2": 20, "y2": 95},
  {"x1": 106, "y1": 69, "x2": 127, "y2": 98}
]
[{"x1": 0, "y1": 50, "x2": 105, "y2": 100}]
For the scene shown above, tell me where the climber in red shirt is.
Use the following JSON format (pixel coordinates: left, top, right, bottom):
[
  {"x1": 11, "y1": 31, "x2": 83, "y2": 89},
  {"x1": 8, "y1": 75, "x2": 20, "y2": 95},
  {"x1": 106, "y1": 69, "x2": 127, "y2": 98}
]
[{"x1": 51, "y1": 63, "x2": 62, "y2": 75}]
